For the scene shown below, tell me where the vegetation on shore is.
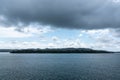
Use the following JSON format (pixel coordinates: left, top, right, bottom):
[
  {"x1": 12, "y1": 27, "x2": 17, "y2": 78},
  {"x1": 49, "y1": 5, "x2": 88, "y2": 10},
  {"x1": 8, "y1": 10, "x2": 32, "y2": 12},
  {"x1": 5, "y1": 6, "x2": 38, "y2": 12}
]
[{"x1": 10, "y1": 48, "x2": 114, "y2": 53}]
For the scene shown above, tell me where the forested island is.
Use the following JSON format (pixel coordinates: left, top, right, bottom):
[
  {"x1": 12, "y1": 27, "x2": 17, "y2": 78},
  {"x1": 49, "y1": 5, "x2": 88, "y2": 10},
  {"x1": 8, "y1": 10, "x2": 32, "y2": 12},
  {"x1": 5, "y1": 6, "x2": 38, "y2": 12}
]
[{"x1": 10, "y1": 48, "x2": 114, "y2": 53}]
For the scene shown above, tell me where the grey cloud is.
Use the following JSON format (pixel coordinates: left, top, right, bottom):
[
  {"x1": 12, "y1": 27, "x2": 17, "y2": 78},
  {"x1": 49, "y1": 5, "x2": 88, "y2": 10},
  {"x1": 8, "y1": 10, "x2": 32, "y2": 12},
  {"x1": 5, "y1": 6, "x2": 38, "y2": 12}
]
[{"x1": 0, "y1": 0, "x2": 120, "y2": 29}]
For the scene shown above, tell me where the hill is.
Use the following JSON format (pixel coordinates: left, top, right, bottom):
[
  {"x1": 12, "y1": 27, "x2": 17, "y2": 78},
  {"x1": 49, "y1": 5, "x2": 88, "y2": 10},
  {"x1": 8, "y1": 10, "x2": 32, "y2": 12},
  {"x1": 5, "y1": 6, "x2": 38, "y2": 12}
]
[{"x1": 10, "y1": 48, "x2": 114, "y2": 53}]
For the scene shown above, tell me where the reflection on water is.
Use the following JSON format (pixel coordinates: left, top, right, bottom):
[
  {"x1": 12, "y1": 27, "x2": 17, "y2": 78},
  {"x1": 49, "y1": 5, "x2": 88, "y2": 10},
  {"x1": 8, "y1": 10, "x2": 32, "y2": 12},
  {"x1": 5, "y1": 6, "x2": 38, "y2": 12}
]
[{"x1": 0, "y1": 53, "x2": 120, "y2": 80}]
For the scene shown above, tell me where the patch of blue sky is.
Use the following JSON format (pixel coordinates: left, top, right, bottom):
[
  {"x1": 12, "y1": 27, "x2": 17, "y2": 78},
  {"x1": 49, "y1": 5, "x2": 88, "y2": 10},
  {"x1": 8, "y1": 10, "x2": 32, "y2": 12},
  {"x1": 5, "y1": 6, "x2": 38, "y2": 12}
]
[{"x1": 44, "y1": 28, "x2": 80, "y2": 39}]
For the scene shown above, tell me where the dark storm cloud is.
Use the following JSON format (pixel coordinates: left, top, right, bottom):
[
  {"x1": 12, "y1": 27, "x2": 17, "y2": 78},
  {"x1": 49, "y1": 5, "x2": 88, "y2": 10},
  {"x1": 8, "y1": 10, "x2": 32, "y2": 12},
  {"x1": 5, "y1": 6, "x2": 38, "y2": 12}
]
[{"x1": 0, "y1": 0, "x2": 120, "y2": 29}]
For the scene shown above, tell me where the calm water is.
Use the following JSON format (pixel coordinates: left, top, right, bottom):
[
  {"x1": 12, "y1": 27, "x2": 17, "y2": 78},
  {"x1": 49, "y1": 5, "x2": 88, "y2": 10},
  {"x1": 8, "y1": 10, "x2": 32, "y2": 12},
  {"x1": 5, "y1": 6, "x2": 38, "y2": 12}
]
[{"x1": 0, "y1": 53, "x2": 120, "y2": 80}]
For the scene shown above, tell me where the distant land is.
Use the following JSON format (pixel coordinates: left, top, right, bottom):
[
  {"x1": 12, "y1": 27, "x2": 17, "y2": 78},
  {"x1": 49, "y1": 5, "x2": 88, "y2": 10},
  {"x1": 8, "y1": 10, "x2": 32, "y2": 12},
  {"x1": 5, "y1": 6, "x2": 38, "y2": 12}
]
[
  {"x1": 9, "y1": 48, "x2": 115, "y2": 53},
  {"x1": 0, "y1": 49, "x2": 11, "y2": 52}
]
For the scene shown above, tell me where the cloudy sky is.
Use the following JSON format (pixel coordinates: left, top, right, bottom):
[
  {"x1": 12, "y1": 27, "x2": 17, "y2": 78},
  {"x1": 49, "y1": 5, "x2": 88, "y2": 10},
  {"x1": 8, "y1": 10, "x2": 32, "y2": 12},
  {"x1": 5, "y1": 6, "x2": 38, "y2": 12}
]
[{"x1": 0, "y1": 0, "x2": 120, "y2": 51}]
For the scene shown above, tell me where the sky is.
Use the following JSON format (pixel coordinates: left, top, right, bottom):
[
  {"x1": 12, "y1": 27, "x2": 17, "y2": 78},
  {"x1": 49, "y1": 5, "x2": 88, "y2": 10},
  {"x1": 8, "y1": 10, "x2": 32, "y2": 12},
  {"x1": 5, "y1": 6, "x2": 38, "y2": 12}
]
[{"x1": 0, "y1": 0, "x2": 120, "y2": 51}]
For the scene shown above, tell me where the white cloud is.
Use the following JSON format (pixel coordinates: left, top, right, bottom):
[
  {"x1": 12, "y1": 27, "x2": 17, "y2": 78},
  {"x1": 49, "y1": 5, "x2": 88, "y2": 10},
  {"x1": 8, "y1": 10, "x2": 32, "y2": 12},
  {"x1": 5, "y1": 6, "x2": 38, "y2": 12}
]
[
  {"x1": 0, "y1": 27, "x2": 32, "y2": 38},
  {"x1": 80, "y1": 29, "x2": 120, "y2": 51},
  {"x1": 52, "y1": 36, "x2": 59, "y2": 42},
  {"x1": 62, "y1": 39, "x2": 87, "y2": 48},
  {"x1": 0, "y1": 24, "x2": 53, "y2": 38},
  {"x1": 0, "y1": 41, "x2": 47, "y2": 49},
  {"x1": 15, "y1": 24, "x2": 53, "y2": 34},
  {"x1": 112, "y1": 0, "x2": 120, "y2": 3}
]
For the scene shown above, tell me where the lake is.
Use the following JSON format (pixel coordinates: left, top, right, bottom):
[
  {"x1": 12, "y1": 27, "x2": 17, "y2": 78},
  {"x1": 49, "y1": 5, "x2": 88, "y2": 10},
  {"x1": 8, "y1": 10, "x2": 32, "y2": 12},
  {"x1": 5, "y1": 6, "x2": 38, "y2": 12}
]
[{"x1": 0, "y1": 53, "x2": 120, "y2": 80}]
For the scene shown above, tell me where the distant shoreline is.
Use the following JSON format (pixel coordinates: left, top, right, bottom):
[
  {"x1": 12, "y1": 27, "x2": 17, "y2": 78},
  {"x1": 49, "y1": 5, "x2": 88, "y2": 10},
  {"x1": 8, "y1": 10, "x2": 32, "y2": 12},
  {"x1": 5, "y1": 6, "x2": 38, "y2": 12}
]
[{"x1": 10, "y1": 48, "x2": 114, "y2": 54}]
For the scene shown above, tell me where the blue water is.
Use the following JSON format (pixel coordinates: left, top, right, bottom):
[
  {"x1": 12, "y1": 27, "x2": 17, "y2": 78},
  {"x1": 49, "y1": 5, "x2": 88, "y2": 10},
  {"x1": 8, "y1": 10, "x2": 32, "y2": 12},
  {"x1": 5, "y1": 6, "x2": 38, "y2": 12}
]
[{"x1": 0, "y1": 53, "x2": 120, "y2": 80}]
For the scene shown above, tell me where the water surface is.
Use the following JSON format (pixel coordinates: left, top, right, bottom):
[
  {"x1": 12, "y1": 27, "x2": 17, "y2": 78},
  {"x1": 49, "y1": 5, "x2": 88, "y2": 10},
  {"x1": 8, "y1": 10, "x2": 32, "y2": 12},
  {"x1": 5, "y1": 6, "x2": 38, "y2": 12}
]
[{"x1": 0, "y1": 53, "x2": 120, "y2": 80}]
